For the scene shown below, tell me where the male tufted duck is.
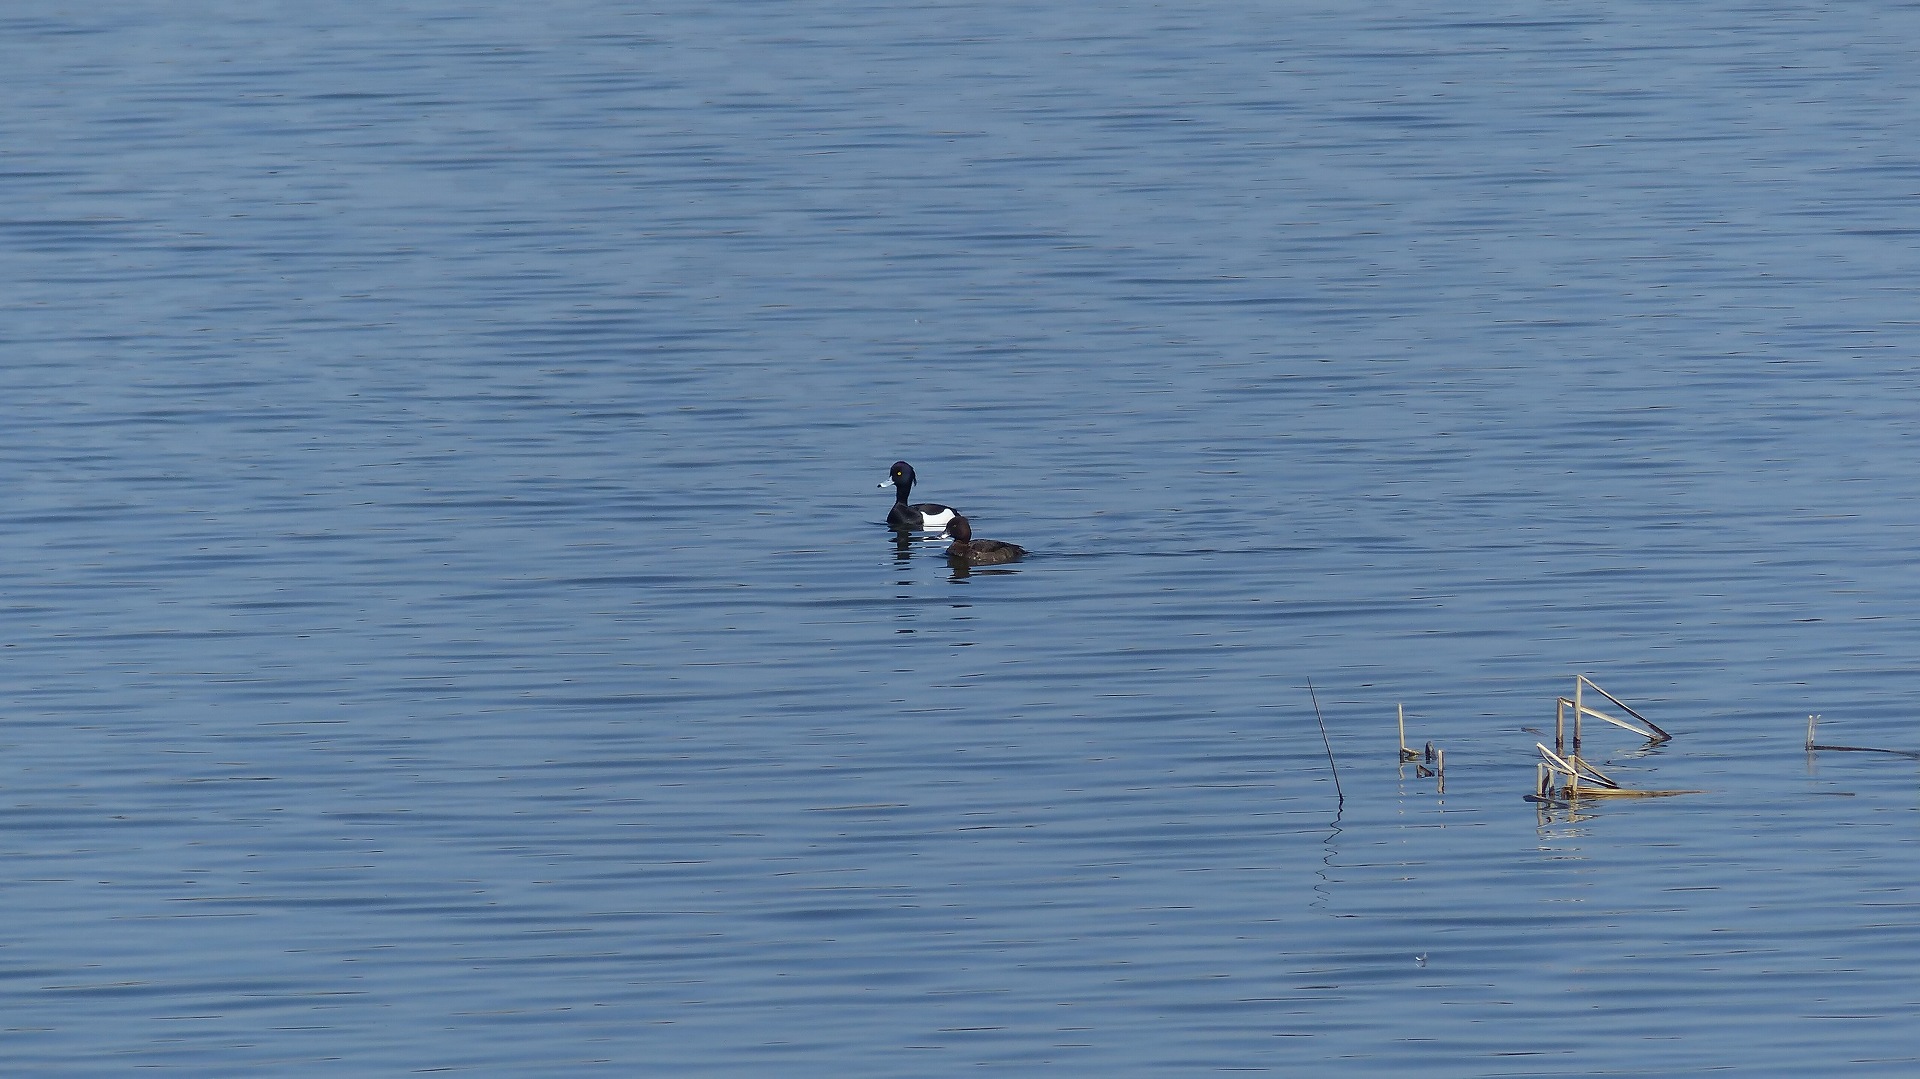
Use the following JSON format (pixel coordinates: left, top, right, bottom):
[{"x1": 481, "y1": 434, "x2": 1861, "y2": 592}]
[
  {"x1": 879, "y1": 461, "x2": 957, "y2": 531},
  {"x1": 943, "y1": 514, "x2": 1025, "y2": 566}
]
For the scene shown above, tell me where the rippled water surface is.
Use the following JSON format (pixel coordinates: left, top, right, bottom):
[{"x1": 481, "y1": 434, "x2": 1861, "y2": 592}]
[{"x1": 7, "y1": 2, "x2": 1920, "y2": 1074}]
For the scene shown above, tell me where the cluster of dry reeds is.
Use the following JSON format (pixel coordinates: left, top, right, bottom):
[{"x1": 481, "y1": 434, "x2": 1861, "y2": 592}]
[
  {"x1": 1528, "y1": 675, "x2": 1693, "y2": 807},
  {"x1": 1324, "y1": 677, "x2": 1917, "y2": 814},
  {"x1": 1396, "y1": 702, "x2": 1444, "y2": 792}
]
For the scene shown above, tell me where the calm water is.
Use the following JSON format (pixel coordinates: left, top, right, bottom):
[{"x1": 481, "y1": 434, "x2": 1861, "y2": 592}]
[{"x1": 6, "y1": 1, "x2": 1920, "y2": 1074}]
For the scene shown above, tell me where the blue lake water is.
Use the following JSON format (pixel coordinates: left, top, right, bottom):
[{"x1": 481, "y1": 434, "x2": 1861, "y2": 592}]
[{"x1": 6, "y1": 1, "x2": 1920, "y2": 1074}]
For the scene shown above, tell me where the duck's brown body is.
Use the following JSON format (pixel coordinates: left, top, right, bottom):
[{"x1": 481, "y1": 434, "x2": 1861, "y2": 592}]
[{"x1": 944, "y1": 514, "x2": 1025, "y2": 566}]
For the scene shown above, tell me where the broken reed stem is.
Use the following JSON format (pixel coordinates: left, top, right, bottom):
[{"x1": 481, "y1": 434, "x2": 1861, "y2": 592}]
[
  {"x1": 1536, "y1": 742, "x2": 1619, "y2": 790},
  {"x1": 1578, "y1": 674, "x2": 1671, "y2": 742},
  {"x1": 1566, "y1": 785, "x2": 1701, "y2": 799},
  {"x1": 1562, "y1": 676, "x2": 1667, "y2": 747},
  {"x1": 1803, "y1": 714, "x2": 1920, "y2": 759},
  {"x1": 1308, "y1": 678, "x2": 1343, "y2": 808}
]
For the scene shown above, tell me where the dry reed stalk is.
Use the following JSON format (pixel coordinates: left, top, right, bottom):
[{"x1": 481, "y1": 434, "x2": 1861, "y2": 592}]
[
  {"x1": 1566, "y1": 785, "x2": 1700, "y2": 799},
  {"x1": 1536, "y1": 742, "x2": 1618, "y2": 789},
  {"x1": 1575, "y1": 674, "x2": 1670, "y2": 743},
  {"x1": 1574, "y1": 675, "x2": 1584, "y2": 755}
]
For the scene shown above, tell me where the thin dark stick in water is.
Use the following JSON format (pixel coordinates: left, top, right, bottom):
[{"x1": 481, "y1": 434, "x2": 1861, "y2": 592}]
[
  {"x1": 1805, "y1": 713, "x2": 1920, "y2": 758},
  {"x1": 1810, "y1": 743, "x2": 1920, "y2": 760},
  {"x1": 1307, "y1": 678, "x2": 1343, "y2": 807}
]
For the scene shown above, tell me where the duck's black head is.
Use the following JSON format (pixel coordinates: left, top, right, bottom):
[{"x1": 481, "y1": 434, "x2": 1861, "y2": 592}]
[
  {"x1": 944, "y1": 514, "x2": 973, "y2": 544},
  {"x1": 881, "y1": 461, "x2": 916, "y2": 494}
]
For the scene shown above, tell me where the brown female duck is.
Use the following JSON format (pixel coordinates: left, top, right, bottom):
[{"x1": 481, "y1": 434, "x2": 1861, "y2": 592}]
[{"x1": 943, "y1": 514, "x2": 1025, "y2": 566}]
